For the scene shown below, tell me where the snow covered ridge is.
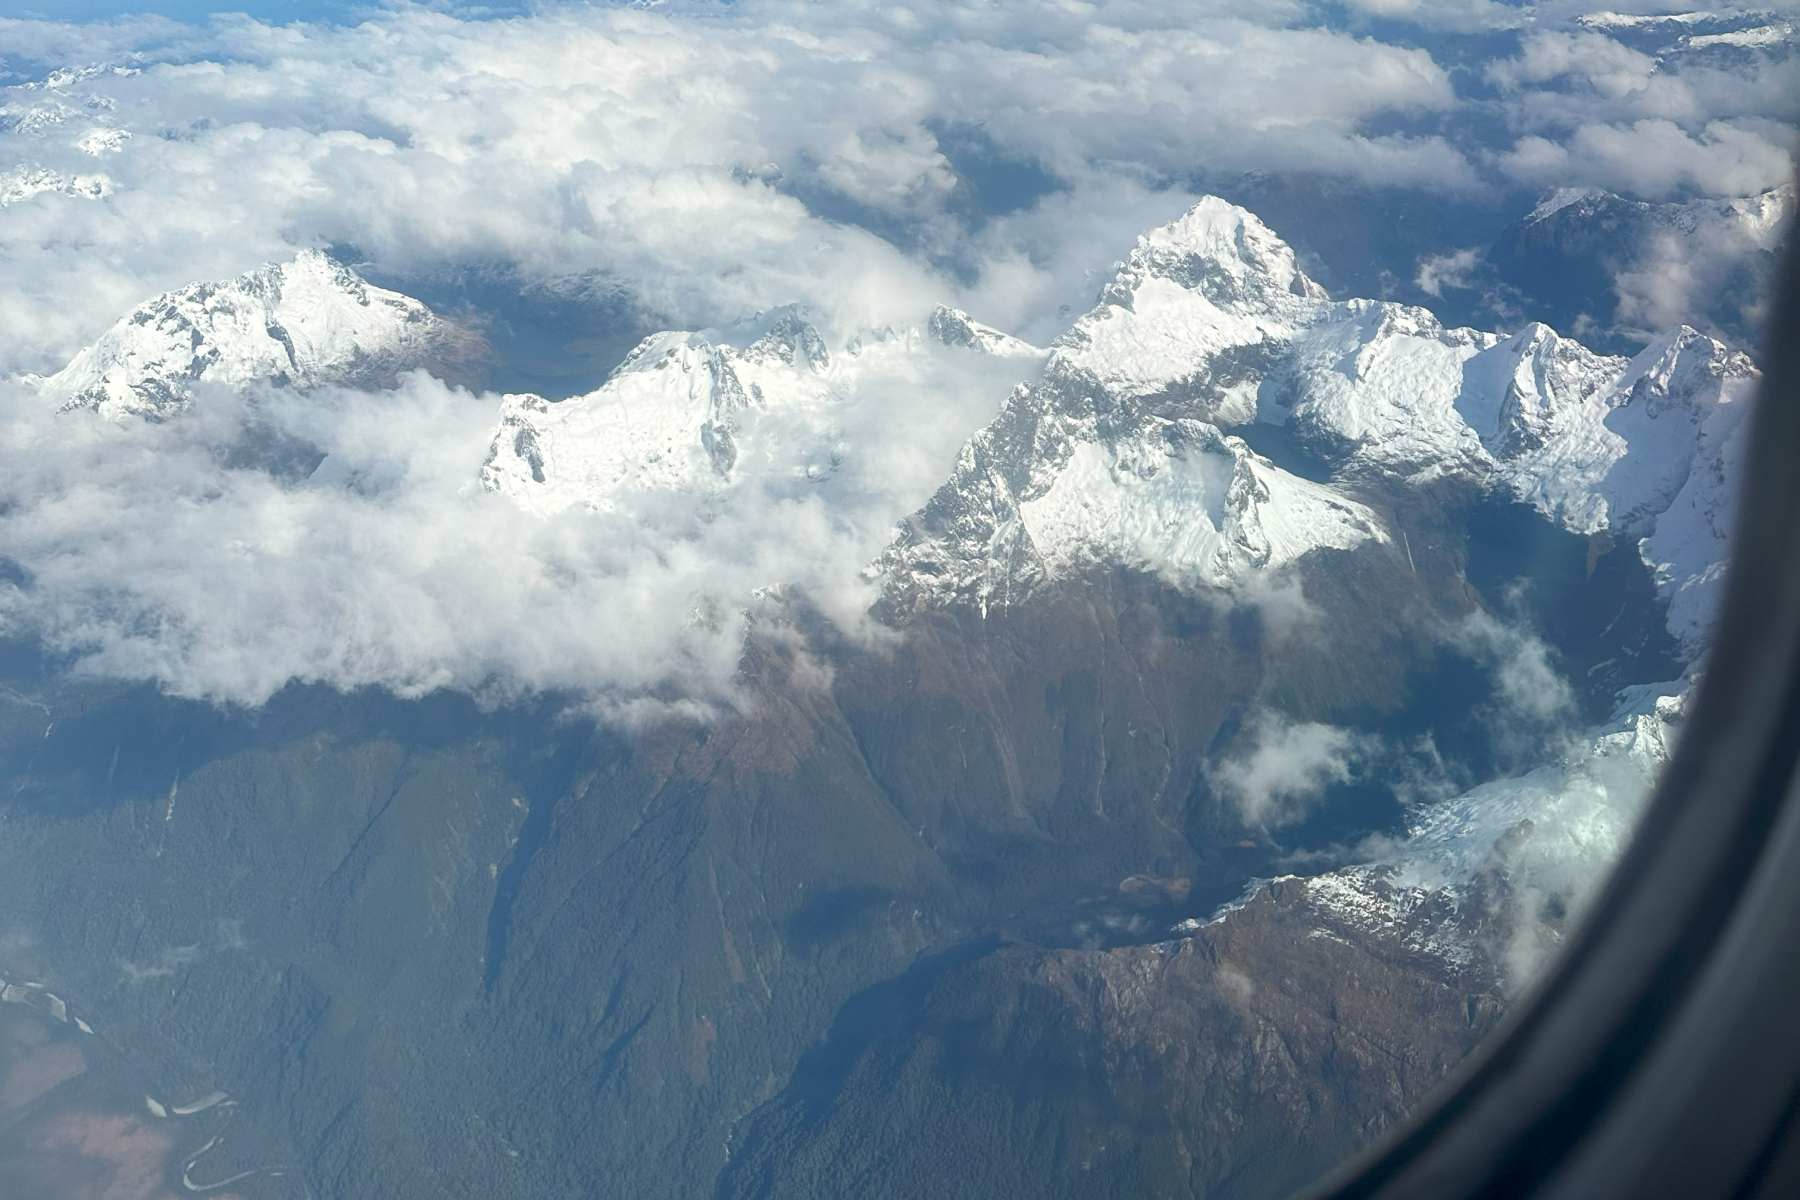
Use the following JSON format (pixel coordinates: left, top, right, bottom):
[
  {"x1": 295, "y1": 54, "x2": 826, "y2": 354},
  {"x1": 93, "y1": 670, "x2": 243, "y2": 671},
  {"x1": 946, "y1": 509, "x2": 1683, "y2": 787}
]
[
  {"x1": 879, "y1": 196, "x2": 1758, "y2": 630},
  {"x1": 1578, "y1": 10, "x2": 1754, "y2": 31},
  {"x1": 31, "y1": 252, "x2": 479, "y2": 420},
  {"x1": 878, "y1": 200, "x2": 1389, "y2": 608},
  {"x1": 877, "y1": 355, "x2": 1388, "y2": 612},
  {"x1": 1, "y1": 64, "x2": 131, "y2": 138},
  {"x1": 1682, "y1": 21, "x2": 1793, "y2": 50},
  {"x1": 478, "y1": 305, "x2": 1045, "y2": 516},
  {"x1": 1574, "y1": 9, "x2": 1794, "y2": 53}
]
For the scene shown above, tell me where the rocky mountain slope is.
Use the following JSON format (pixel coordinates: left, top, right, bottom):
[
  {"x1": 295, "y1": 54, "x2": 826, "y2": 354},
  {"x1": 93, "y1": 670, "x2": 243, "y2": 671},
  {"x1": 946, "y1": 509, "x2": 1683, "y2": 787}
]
[{"x1": 707, "y1": 200, "x2": 1753, "y2": 1196}]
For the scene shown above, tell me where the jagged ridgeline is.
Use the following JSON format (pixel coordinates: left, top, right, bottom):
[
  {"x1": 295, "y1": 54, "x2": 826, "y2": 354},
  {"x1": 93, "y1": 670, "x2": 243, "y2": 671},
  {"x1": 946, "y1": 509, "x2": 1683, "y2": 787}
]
[{"x1": 1, "y1": 197, "x2": 1752, "y2": 1199}]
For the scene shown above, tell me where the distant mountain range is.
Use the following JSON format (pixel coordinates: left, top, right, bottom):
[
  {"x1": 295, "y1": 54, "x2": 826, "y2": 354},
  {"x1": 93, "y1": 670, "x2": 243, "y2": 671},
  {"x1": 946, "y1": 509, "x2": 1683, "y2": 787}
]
[{"x1": 1486, "y1": 183, "x2": 1793, "y2": 352}]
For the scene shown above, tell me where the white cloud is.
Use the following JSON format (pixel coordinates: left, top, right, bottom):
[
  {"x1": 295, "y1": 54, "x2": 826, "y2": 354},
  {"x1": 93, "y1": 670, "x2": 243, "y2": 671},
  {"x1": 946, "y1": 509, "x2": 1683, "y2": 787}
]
[
  {"x1": 1415, "y1": 246, "x2": 1484, "y2": 297},
  {"x1": 0, "y1": 3, "x2": 1476, "y2": 376},
  {"x1": 1209, "y1": 709, "x2": 1376, "y2": 830},
  {"x1": 1451, "y1": 609, "x2": 1577, "y2": 728},
  {"x1": 0, "y1": 1, "x2": 1787, "y2": 715},
  {"x1": 1478, "y1": 12, "x2": 1798, "y2": 202},
  {"x1": 1488, "y1": 32, "x2": 1659, "y2": 99},
  {"x1": 1613, "y1": 194, "x2": 1792, "y2": 339},
  {"x1": 1498, "y1": 118, "x2": 1795, "y2": 199},
  {"x1": 0, "y1": 1, "x2": 1493, "y2": 711},
  {"x1": 0, "y1": 314, "x2": 1035, "y2": 711}
]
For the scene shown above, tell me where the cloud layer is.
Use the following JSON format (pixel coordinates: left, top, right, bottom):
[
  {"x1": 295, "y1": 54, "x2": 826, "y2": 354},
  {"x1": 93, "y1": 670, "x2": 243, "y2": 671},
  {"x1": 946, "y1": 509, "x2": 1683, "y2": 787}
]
[
  {"x1": 0, "y1": 1, "x2": 1487, "y2": 371},
  {"x1": 0, "y1": 319, "x2": 1037, "y2": 713},
  {"x1": 0, "y1": 1, "x2": 1790, "y2": 711}
]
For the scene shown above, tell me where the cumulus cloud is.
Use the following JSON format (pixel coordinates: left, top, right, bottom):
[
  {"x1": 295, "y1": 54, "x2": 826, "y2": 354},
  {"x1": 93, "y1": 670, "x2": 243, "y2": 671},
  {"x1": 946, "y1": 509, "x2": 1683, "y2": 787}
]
[
  {"x1": 1210, "y1": 709, "x2": 1377, "y2": 830},
  {"x1": 1414, "y1": 246, "x2": 1484, "y2": 297},
  {"x1": 1488, "y1": 32, "x2": 1659, "y2": 99},
  {"x1": 1233, "y1": 572, "x2": 1323, "y2": 648},
  {"x1": 1482, "y1": 12, "x2": 1798, "y2": 203},
  {"x1": 1499, "y1": 119, "x2": 1796, "y2": 199}
]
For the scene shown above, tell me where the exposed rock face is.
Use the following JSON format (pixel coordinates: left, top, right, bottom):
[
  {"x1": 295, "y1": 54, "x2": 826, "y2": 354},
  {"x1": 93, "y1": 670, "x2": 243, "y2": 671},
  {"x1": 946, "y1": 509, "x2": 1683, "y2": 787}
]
[{"x1": 720, "y1": 883, "x2": 1504, "y2": 1200}]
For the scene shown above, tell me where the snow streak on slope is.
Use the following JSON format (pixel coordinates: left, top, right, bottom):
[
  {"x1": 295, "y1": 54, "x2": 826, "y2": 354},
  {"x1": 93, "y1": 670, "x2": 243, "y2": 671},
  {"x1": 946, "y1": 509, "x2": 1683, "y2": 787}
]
[{"x1": 34, "y1": 252, "x2": 474, "y2": 420}]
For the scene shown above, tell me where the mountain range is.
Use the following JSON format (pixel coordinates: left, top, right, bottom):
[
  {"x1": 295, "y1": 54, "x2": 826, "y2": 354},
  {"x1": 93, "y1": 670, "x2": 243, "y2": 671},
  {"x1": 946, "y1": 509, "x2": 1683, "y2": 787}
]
[{"x1": 0, "y1": 193, "x2": 1758, "y2": 1199}]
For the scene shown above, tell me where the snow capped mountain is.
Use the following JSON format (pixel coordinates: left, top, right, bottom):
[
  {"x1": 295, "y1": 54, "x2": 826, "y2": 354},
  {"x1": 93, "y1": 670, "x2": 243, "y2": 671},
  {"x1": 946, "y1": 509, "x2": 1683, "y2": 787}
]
[
  {"x1": 479, "y1": 305, "x2": 1046, "y2": 516},
  {"x1": 45, "y1": 197, "x2": 1747, "y2": 665},
  {"x1": 876, "y1": 202, "x2": 1395, "y2": 611},
  {"x1": 854, "y1": 195, "x2": 1756, "y2": 984},
  {"x1": 1577, "y1": 11, "x2": 1720, "y2": 30},
  {"x1": 1574, "y1": 9, "x2": 1797, "y2": 61},
  {"x1": 1468, "y1": 324, "x2": 1755, "y2": 543},
  {"x1": 35, "y1": 251, "x2": 476, "y2": 420},
  {"x1": 1260, "y1": 272, "x2": 1756, "y2": 558},
  {"x1": 75, "y1": 127, "x2": 130, "y2": 156},
  {"x1": 1051, "y1": 196, "x2": 1326, "y2": 415},
  {"x1": 1, "y1": 64, "x2": 132, "y2": 138},
  {"x1": 1638, "y1": 352, "x2": 1755, "y2": 652},
  {"x1": 1683, "y1": 20, "x2": 1793, "y2": 50},
  {"x1": 878, "y1": 354, "x2": 1386, "y2": 613},
  {"x1": 926, "y1": 305, "x2": 1042, "y2": 359},
  {"x1": 1485, "y1": 182, "x2": 1793, "y2": 351},
  {"x1": 878, "y1": 196, "x2": 1756, "y2": 629}
]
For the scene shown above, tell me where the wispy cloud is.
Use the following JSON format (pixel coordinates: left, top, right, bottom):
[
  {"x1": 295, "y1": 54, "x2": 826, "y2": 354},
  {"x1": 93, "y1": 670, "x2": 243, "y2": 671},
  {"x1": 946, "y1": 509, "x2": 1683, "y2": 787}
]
[{"x1": 1209, "y1": 709, "x2": 1378, "y2": 830}]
